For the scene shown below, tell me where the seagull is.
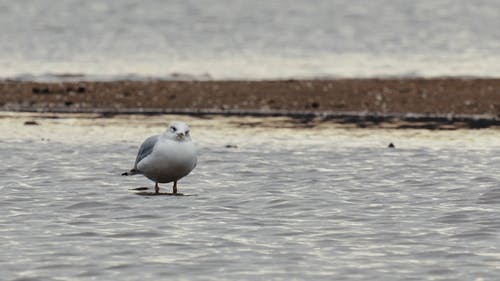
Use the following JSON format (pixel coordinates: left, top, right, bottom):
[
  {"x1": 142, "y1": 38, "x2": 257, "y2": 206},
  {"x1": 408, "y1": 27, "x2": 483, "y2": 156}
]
[{"x1": 122, "y1": 121, "x2": 197, "y2": 194}]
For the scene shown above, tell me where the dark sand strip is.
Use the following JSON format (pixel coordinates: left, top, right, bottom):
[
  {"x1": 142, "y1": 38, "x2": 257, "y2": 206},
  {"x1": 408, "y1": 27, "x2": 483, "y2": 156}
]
[{"x1": 2, "y1": 78, "x2": 500, "y2": 129}]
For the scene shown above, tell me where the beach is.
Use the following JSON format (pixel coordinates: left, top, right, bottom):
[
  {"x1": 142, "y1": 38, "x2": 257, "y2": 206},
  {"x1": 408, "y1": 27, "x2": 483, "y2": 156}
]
[
  {"x1": 2, "y1": 78, "x2": 500, "y2": 129},
  {"x1": 3, "y1": 111, "x2": 500, "y2": 281},
  {"x1": 4, "y1": 1, "x2": 500, "y2": 280}
]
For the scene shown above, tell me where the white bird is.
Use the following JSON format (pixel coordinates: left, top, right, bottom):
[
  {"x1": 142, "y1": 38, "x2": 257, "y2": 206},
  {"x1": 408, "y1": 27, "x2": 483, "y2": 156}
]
[{"x1": 122, "y1": 121, "x2": 197, "y2": 194}]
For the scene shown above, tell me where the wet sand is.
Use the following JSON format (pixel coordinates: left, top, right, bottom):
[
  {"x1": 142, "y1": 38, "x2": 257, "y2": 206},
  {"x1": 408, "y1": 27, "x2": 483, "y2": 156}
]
[
  {"x1": 3, "y1": 112, "x2": 500, "y2": 149},
  {"x1": 2, "y1": 78, "x2": 500, "y2": 129}
]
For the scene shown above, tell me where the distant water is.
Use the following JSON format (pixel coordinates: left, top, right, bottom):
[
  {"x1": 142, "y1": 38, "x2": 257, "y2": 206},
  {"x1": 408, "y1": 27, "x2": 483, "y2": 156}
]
[
  {"x1": 1, "y1": 0, "x2": 500, "y2": 80},
  {"x1": 2, "y1": 115, "x2": 500, "y2": 280}
]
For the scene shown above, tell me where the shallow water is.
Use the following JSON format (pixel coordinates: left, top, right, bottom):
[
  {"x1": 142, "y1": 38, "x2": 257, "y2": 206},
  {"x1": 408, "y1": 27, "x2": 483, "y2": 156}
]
[
  {"x1": 1, "y1": 0, "x2": 500, "y2": 79},
  {"x1": 2, "y1": 114, "x2": 500, "y2": 280}
]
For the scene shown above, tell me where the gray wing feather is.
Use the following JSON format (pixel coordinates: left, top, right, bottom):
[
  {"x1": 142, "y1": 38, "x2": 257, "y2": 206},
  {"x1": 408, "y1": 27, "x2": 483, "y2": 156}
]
[{"x1": 134, "y1": 135, "x2": 160, "y2": 168}]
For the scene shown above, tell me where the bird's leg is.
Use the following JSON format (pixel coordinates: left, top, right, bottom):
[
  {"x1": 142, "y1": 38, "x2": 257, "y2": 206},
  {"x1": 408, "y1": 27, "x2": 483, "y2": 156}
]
[
  {"x1": 172, "y1": 181, "x2": 178, "y2": 194},
  {"x1": 155, "y1": 182, "x2": 159, "y2": 194}
]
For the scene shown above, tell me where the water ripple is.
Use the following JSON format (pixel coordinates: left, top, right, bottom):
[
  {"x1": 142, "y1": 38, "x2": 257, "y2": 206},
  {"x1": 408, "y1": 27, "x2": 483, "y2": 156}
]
[{"x1": 2, "y1": 135, "x2": 500, "y2": 280}]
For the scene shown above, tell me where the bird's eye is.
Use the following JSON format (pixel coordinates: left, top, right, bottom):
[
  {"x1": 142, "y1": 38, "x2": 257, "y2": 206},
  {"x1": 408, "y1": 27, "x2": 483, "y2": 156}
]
[{"x1": 170, "y1": 126, "x2": 177, "y2": 132}]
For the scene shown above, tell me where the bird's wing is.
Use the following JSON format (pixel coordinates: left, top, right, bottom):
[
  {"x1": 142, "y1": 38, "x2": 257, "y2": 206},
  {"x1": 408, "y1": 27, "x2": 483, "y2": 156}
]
[{"x1": 134, "y1": 135, "x2": 160, "y2": 168}]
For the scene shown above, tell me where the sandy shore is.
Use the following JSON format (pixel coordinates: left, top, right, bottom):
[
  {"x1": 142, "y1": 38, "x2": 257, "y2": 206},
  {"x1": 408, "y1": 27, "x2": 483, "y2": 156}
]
[
  {"x1": 3, "y1": 112, "x2": 500, "y2": 149},
  {"x1": 2, "y1": 78, "x2": 500, "y2": 129}
]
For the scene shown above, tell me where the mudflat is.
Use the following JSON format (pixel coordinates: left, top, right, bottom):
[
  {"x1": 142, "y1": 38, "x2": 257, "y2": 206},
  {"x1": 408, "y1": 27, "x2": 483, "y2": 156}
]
[{"x1": 2, "y1": 78, "x2": 500, "y2": 129}]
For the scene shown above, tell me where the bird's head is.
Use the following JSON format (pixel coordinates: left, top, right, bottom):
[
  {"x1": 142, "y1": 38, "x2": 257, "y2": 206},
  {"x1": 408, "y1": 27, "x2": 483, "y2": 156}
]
[{"x1": 165, "y1": 121, "x2": 191, "y2": 141}]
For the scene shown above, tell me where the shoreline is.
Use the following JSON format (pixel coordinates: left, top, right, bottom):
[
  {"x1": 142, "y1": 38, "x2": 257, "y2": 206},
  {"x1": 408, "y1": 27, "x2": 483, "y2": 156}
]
[{"x1": 2, "y1": 78, "x2": 500, "y2": 129}]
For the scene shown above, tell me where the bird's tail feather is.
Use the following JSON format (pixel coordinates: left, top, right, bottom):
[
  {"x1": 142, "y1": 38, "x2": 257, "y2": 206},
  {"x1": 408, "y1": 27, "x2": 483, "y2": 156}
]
[{"x1": 121, "y1": 169, "x2": 139, "y2": 176}]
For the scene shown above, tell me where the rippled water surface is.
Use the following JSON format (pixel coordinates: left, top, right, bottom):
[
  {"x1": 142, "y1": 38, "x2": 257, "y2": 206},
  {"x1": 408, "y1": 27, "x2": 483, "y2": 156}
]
[
  {"x1": 2, "y1": 114, "x2": 500, "y2": 280},
  {"x1": 1, "y1": 0, "x2": 500, "y2": 78}
]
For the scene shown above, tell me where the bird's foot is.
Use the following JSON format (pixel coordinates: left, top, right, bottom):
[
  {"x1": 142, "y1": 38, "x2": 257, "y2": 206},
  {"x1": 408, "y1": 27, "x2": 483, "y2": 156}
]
[{"x1": 135, "y1": 192, "x2": 187, "y2": 196}]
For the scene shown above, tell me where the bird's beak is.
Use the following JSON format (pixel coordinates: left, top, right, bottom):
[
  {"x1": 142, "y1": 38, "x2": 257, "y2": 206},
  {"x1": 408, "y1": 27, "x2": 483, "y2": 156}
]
[{"x1": 176, "y1": 132, "x2": 185, "y2": 140}]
